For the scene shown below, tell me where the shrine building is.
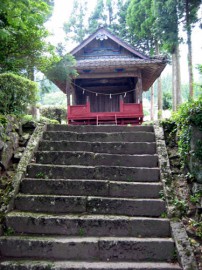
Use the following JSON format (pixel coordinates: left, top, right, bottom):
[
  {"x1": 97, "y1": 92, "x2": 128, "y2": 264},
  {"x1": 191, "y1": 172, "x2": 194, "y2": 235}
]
[{"x1": 53, "y1": 28, "x2": 167, "y2": 125}]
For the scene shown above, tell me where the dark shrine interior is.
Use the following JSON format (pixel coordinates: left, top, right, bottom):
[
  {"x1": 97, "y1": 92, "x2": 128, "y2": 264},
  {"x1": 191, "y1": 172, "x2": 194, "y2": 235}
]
[{"x1": 75, "y1": 77, "x2": 138, "y2": 112}]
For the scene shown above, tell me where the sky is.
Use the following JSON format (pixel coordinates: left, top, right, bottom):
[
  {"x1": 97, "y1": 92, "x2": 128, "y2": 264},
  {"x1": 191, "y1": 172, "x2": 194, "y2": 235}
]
[{"x1": 45, "y1": 0, "x2": 202, "y2": 83}]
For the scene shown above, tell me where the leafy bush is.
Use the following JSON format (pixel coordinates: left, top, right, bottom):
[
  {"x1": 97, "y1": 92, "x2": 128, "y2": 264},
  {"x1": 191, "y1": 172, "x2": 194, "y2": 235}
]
[
  {"x1": 39, "y1": 117, "x2": 59, "y2": 125},
  {"x1": 173, "y1": 96, "x2": 202, "y2": 166},
  {"x1": 163, "y1": 92, "x2": 172, "y2": 110},
  {"x1": 40, "y1": 106, "x2": 67, "y2": 123},
  {"x1": 45, "y1": 54, "x2": 78, "y2": 83},
  {"x1": 0, "y1": 73, "x2": 38, "y2": 115}
]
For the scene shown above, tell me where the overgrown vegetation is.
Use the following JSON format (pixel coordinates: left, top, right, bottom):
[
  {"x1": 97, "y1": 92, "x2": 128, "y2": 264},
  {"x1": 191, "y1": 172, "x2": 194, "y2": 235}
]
[
  {"x1": 173, "y1": 96, "x2": 202, "y2": 167},
  {"x1": 0, "y1": 73, "x2": 38, "y2": 115},
  {"x1": 161, "y1": 96, "x2": 202, "y2": 267},
  {"x1": 40, "y1": 107, "x2": 67, "y2": 124}
]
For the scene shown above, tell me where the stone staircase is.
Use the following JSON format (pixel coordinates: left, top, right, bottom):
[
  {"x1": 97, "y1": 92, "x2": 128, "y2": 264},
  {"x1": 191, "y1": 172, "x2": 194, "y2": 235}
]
[{"x1": 0, "y1": 125, "x2": 182, "y2": 269}]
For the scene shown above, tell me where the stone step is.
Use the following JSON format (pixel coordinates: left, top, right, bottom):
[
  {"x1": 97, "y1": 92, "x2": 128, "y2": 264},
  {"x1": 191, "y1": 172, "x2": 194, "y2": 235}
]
[
  {"x1": 43, "y1": 131, "x2": 155, "y2": 142},
  {"x1": 14, "y1": 195, "x2": 165, "y2": 216},
  {"x1": 39, "y1": 141, "x2": 157, "y2": 155},
  {"x1": 0, "y1": 236, "x2": 175, "y2": 262},
  {"x1": 6, "y1": 212, "x2": 171, "y2": 237},
  {"x1": 0, "y1": 260, "x2": 182, "y2": 270},
  {"x1": 47, "y1": 124, "x2": 154, "y2": 133},
  {"x1": 27, "y1": 164, "x2": 160, "y2": 182},
  {"x1": 20, "y1": 179, "x2": 162, "y2": 198},
  {"x1": 35, "y1": 151, "x2": 158, "y2": 168}
]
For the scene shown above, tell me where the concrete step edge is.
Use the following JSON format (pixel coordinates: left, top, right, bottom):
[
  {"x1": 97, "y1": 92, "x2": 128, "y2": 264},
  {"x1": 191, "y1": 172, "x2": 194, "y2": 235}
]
[
  {"x1": 36, "y1": 151, "x2": 158, "y2": 157},
  {"x1": 22, "y1": 178, "x2": 162, "y2": 185},
  {"x1": 0, "y1": 260, "x2": 182, "y2": 269},
  {"x1": 0, "y1": 259, "x2": 181, "y2": 270},
  {"x1": 0, "y1": 235, "x2": 174, "y2": 242},
  {"x1": 16, "y1": 194, "x2": 164, "y2": 202},
  {"x1": 6, "y1": 211, "x2": 169, "y2": 221},
  {"x1": 27, "y1": 164, "x2": 160, "y2": 169}
]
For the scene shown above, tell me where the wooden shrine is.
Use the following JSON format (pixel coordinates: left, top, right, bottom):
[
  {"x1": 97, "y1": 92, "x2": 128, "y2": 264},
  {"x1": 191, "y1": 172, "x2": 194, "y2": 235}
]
[{"x1": 54, "y1": 28, "x2": 167, "y2": 125}]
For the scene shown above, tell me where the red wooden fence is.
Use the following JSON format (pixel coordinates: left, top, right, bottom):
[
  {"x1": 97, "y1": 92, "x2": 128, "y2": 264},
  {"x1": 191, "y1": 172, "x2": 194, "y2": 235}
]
[{"x1": 67, "y1": 99, "x2": 143, "y2": 125}]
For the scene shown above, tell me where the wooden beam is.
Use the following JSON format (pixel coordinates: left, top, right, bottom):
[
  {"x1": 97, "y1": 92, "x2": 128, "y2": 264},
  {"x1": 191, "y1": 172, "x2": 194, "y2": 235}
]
[
  {"x1": 84, "y1": 86, "x2": 129, "y2": 92},
  {"x1": 78, "y1": 78, "x2": 129, "y2": 87},
  {"x1": 77, "y1": 71, "x2": 139, "y2": 79}
]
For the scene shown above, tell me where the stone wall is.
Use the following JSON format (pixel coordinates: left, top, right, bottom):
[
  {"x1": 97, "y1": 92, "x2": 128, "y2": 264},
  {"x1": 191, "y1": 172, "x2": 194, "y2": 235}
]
[
  {"x1": 0, "y1": 116, "x2": 35, "y2": 173},
  {"x1": 189, "y1": 126, "x2": 202, "y2": 184}
]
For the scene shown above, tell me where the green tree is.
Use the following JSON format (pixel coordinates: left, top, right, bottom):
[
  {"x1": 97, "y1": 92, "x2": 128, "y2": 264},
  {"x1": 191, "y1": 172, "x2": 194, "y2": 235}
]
[
  {"x1": 178, "y1": 0, "x2": 201, "y2": 98},
  {"x1": 155, "y1": 0, "x2": 182, "y2": 110},
  {"x1": 127, "y1": 0, "x2": 157, "y2": 54},
  {"x1": 0, "y1": 0, "x2": 55, "y2": 77},
  {"x1": 45, "y1": 54, "x2": 77, "y2": 84},
  {"x1": 88, "y1": 0, "x2": 107, "y2": 33},
  {"x1": 111, "y1": 0, "x2": 135, "y2": 43},
  {"x1": 63, "y1": 0, "x2": 88, "y2": 43},
  {"x1": 0, "y1": 73, "x2": 38, "y2": 114},
  {"x1": 127, "y1": 0, "x2": 163, "y2": 118}
]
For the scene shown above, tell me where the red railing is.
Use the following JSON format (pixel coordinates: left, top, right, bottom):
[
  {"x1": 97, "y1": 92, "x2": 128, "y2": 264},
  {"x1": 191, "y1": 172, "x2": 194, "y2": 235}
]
[{"x1": 67, "y1": 99, "x2": 143, "y2": 125}]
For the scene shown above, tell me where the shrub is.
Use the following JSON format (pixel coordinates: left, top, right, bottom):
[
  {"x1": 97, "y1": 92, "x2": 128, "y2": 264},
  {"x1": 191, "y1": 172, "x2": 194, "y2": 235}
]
[
  {"x1": 0, "y1": 73, "x2": 38, "y2": 115},
  {"x1": 40, "y1": 106, "x2": 67, "y2": 123},
  {"x1": 173, "y1": 96, "x2": 202, "y2": 166}
]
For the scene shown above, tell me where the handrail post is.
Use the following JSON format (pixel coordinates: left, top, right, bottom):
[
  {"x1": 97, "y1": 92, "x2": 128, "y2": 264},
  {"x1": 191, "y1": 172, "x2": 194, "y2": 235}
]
[
  {"x1": 120, "y1": 95, "x2": 124, "y2": 113},
  {"x1": 86, "y1": 96, "x2": 90, "y2": 113}
]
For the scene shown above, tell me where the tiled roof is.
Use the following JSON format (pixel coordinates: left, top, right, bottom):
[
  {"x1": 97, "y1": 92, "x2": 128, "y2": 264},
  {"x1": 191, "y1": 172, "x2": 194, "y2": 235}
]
[{"x1": 76, "y1": 57, "x2": 166, "y2": 69}]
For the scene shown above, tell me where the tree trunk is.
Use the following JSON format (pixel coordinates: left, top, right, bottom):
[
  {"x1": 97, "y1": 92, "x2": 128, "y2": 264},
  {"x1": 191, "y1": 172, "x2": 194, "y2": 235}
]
[
  {"x1": 150, "y1": 85, "x2": 154, "y2": 121},
  {"x1": 28, "y1": 66, "x2": 37, "y2": 118},
  {"x1": 155, "y1": 41, "x2": 162, "y2": 119},
  {"x1": 172, "y1": 45, "x2": 181, "y2": 111},
  {"x1": 157, "y1": 78, "x2": 162, "y2": 119},
  {"x1": 176, "y1": 44, "x2": 181, "y2": 107},
  {"x1": 186, "y1": 0, "x2": 194, "y2": 98},
  {"x1": 172, "y1": 52, "x2": 176, "y2": 111}
]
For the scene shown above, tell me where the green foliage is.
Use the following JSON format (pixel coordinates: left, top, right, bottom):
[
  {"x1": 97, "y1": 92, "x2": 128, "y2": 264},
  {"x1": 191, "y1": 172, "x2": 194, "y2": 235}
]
[
  {"x1": 63, "y1": 0, "x2": 132, "y2": 45},
  {"x1": 0, "y1": 73, "x2": 38, "y2": 115},
  {"x1": 127, "y1": 0, "x2": 157, "y2": 53},
  {"x1": 39, "y1": 117, "x2": 59, "y2": 125},
  {"x1": 178, "y1": 0, "x2": 201, "y2": 32},
  {"x1": 163, "y1": 92, "x2": 172, "y2": 110},
  {"x1": 88, "y1": 0, "x2": 107, "y2": 33},
  {"x1": 45, "y1": 54, "x2": 77, "y2": 83},
  {"x1": 155, "y1": 0, "x2": 179, "y2": 54},
  {"x1": 40, "y1": 91, "x2": 67, "y2": 106},
  {"x1": 35, "y1": 172, "x2": 46, "y2": 179},
  {"x1": 173, "y1": 96, "x2": 202, "y2": 166},
  {"x1": 190, "y1": 191, "x2": 202, "y2": 204},
  {"x1": 63, "y1": 0, "x2": 88, "y2": 43},
  {"x1": 0, "y1": 0, "x2": 55, "y2": 76},
  {"x1": 0, "y1": 115, "x2": 8, "y2": 127},
  {"x1": 189, "y1": 219, "x2": 202, "y2": 239},
  {"x1": 173, "y1": 198, "x2": 188, "y2": 217},
  {"x1": 3, "y1": 227, "x2": 15, "y2": 236},
  {"x1": 40, "y1": 106, "x2": 67, "y2": 124}
]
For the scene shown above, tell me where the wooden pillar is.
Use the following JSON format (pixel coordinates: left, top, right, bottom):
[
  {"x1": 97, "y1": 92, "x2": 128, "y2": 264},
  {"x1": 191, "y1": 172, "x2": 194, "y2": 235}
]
[
  {"x1": 71, "y1": 83, "x2": 76, "y2": 105},
  {"x1": 135, "y1": 71, "x2": 143, "y2": 103},
  {"x1": 66, "y1": 81, "x2": 70, "y2": 106}
]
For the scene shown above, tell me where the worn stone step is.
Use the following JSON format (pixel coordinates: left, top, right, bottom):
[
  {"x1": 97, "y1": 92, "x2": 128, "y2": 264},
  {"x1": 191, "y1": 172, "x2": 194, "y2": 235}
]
[
  {"x1": 6, "y1": 212, "x2": 171, "y2": 237},
  {"x1": 39, "y1": 141, "x2": 157, "y2": 155},
  {"x1": 27, "y1": 164, "x2": 160, "y2": 182},
  {"x1": 14, "y1": 195, "x2": 165, "y2": 216},
  {"x1": 0, "y1": 260, "x2": 182, "y2": 270},
  {"x1": 47, "y1": 124, "x2": 154, "y2": 133},
  {"x1": 0, "y1": 236, "x2": 175, "y2": 261},
  {"x1": 43, "y1": 131, "x2": 155, "y2": 142},
  {"x1": 35, "y1": 151, "x2": 158, "y2": 168},
  {"x1": 20, "y1": 179, "x2": 162, "y2": 198}
]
